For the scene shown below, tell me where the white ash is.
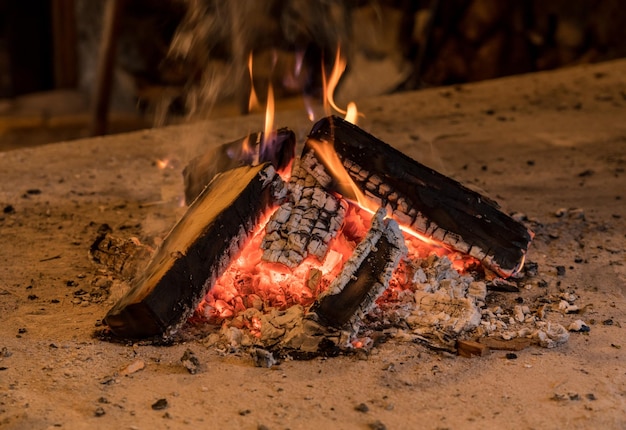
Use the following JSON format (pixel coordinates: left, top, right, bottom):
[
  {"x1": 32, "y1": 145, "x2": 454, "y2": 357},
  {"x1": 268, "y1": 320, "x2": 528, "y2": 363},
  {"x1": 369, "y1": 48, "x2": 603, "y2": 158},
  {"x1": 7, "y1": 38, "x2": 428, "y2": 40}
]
[
  {"x1": 200, "y1": 249, "x2": 584, "y2": 355},
  {"x1": 261, "y1": 158, "x2": 348, "y2": 268}
]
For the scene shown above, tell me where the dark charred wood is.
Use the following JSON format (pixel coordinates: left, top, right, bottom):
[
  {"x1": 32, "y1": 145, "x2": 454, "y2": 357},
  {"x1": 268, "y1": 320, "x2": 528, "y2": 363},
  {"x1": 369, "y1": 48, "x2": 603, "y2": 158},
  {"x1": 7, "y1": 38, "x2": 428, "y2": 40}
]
[
  {"x1": 183, "y1": 128, "x2": 295, "y2": 205},
  {"x1": 304, "y1": 116, "x2": 533, "y2": 277},
  {"x1": 104, "y1": 163, "x2": 284, "y2": 339},
  {"x1": 310, "y1": 208, "x2": 407, "y2": 330}
]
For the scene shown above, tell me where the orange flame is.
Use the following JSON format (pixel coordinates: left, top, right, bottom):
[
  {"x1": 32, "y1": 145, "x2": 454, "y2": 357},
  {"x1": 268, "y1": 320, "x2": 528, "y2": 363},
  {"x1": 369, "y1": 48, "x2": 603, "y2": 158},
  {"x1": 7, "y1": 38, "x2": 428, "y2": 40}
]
[
  {"x1": 307, "y1": 138, "x2": 441, "y2": 247},
  {"x1": 248, "y1": 52, "x2": 259, "y2": 112},
  {"x1": 323, "y1": 48, "x2": 360, "y2": 125},
  {"x1": 263, "y1": 83, "x2": 276, "y2": 145}
]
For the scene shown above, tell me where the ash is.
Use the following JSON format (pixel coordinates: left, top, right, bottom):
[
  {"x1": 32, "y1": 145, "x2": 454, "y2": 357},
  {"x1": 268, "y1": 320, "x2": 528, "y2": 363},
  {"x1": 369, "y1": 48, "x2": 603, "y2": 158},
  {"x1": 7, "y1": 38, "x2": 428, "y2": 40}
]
[{"x1": 196, "y1": 252, "x2": 574, "y2": 358}]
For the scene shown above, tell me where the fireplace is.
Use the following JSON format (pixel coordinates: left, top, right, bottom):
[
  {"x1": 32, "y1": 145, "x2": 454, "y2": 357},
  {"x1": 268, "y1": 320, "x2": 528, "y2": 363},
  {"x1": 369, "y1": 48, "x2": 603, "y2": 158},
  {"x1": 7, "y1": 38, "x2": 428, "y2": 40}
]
[{"x1": 97, "y1": 113, "x2": 551, "y2": 357}]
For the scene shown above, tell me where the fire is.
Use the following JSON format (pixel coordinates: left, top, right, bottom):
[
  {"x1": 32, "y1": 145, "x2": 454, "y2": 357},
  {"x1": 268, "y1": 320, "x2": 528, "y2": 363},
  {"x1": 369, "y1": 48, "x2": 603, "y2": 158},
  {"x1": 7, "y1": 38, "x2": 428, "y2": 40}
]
[
  {"x1": 306, "y1": 138, "x2": 444, "y2": 249},
  {"x1": 263, "y1": 83, "x2": 276, "y2": 146},
  {"x1": 323, "y1": 48, "x2": 360, "y2": 125},
  {"x1": 195, "y1": 208, "x2": 356, "y2": 326},
  {"x1": 191, "y1": 49, "x2": 480, "y2": 332},
  {"x1": 247, "y1": 52, "x2": 259, "y2": 112}
]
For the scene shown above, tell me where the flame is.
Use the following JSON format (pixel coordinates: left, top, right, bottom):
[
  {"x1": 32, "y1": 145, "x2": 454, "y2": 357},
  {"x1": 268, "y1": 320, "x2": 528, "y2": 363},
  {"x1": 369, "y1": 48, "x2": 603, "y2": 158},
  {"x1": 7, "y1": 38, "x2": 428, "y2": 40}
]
[
  {"x1": 307, "y1": 138, "x2": 442, "y2": 247},
  {"x1": 248, "y1": 52, "x2": 259, "y2": 112},
  {"x1": 323, "y1": 48, "x2": 360, "y2": 125},
  {"x1": 263, "y1": 83, "x2": 275, "y2": 145}
]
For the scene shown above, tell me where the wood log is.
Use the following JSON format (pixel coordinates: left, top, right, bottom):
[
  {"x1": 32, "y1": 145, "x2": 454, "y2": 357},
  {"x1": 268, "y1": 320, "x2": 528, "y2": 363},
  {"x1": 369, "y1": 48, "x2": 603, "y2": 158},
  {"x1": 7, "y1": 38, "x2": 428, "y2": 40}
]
[
  {"x1": 304, "y1": 116, "x2": 533, "y2": 277},
  {"x1": 183, "y1": 128, "x2": 295, "y2": 205},
  {"x1": 310, "y1": 208, "x2": 407, "y2": 330},
  {"x1": 104, "y1": 163, "x2": 284, "y2": 339}
]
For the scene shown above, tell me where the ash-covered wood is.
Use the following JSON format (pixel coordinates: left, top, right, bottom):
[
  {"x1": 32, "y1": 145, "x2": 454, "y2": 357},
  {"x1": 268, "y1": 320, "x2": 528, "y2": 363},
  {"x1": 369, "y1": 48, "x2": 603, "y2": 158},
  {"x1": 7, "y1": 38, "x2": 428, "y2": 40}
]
[
  {"x1": 183, "y1": 128, "x2": 295, "y2": 205},
  {"x1": 104, "y1": 163, "x2": 284, "y2": 339},
  {"x1": 304, "y1": 116, "x2": 533, "y2": 277},
  {"x1": 260, "y1": 158, "x2": 348, "y2": 268},
  {"x1": 310, "y1": 208, "x2": 407, "y2": 330}
]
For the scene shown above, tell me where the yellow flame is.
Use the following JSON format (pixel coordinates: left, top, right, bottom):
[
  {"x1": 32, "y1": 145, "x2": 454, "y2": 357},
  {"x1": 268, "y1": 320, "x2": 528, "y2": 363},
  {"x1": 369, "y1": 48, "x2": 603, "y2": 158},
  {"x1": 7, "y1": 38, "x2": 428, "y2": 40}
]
[
  {"x1": 248, "y1": 52, "x2": 259, "y2": 112},
  {"x1": 345, "y1": 102, "x2": 358, "y2": 125},
  {"x1": 307, "y1": 138, "x2": 442, "y2": 247},
  {"x1": 264, "y1": 83, "x2": 275, "y2": 144},
  {"x1": 307, "y1": 139, "x2": 377, "y2": 213},
  {"x1": 323, "y1": 48, "x2": 359, "y2": 125},
  {"x1": 241, "y1": 134, "x2": 252, "y2": 156}
]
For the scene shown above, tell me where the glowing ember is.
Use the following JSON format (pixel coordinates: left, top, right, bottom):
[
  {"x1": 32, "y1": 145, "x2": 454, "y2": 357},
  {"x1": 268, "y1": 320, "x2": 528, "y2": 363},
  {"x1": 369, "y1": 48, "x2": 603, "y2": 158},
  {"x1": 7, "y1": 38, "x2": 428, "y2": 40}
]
[{"x1": 194, "y1": 199, "x2": 478, "y2": 329}]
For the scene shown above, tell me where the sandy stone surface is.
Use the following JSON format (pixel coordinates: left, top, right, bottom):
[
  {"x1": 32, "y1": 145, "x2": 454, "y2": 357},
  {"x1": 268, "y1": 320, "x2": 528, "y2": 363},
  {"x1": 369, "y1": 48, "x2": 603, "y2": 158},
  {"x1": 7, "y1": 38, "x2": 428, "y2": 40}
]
[{"x1": 1, "y1": 60, "x2": 625, "y2": 429}]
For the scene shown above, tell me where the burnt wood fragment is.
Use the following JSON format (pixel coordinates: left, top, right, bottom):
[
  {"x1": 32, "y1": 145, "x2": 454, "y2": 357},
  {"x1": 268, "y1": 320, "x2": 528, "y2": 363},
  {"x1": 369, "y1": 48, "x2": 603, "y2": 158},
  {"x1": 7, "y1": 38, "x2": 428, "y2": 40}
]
[
  {"x1": 104, "y1": 163, "x2": 284, "y2": 339},
  {"x1": 304, "y1": 116, "x2": 533, "y2": 277},
  {"x1": 89, "y1": 229, "x2": 153, "y2": 281},
  {"x1": 310, "y1": 208, "x2": 407, "y2": 330},
  {"x1": 183, "y1": 128, "x2": 295, "y2": 205}
]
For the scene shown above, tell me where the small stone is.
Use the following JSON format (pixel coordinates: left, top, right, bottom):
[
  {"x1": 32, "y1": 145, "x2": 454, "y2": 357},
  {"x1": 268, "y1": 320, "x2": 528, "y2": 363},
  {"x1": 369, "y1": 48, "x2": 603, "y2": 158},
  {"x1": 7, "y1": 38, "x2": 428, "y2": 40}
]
[
  {"x1": 257, "y1": 425, "x2": 271, "y2": 430},
  {"x1": 505, "y1": 353, "x2": 517, "y2": 360},
  {"x1": 3, "y1": 205, "x2": 15, "y2": 214},
  {"x1": 368, "y1": 420, "x2": 387, "y2": 430},
  {"x1": 355, "y1": 403, "x2": 369, "y2": 413},
  {"x1": 181, "y1": 349, "x2": 201, "y2": 374},
  {"x1": 586, "y1": 393, "x2": 597, "y2": 401},
  {"x1": 238, "y1": 409, "x2": 251, "y2": 416},
  {"x1": 151, "y1": 398, "x2": 168, "y2": 410},
  {"x1": 94, "y1": 407, "x2": 105, "y2": 417},
  {"x1": 252, "y1": 348, "x2": 276, "y2": 368},
  {"x1": 602, "y1": 319, "x2": 614, "y2": 326},
  {"x1": 555, "y1": 208, "x2": 567, "y2": 217},
  {"x1": 556, "y1": 266, "x2": 566, "y2": 276},
  {"x1": 568, "y1": 320, "x2": 590, "y2": 332}
]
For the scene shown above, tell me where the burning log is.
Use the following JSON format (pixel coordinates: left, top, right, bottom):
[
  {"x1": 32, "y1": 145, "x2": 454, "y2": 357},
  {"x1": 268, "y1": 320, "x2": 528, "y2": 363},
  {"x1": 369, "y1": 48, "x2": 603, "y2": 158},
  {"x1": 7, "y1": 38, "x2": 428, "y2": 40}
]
[
  {"x1": 183, "y1": 128, "x2": 295, "y2": 205},
  {"x1": 104, "y1": 163, "x2": 285, "y2": 339},
  {"x1": 261, "y1": 159, "x2": 348, "y2": 267},
  {"x1": 311, "y1": 208, "x2": 407, "y2": 330},
  {"x1": 303, "y1": 116, "x2": 533, "y2": 277}
]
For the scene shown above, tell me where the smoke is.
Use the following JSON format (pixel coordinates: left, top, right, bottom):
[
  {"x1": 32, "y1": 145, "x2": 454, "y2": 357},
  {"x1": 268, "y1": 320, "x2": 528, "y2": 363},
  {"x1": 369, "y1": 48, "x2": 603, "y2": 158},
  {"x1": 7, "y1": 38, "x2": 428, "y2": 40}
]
[{"x1": 166, "y1": 0, "x2": 351, "y2": 118}]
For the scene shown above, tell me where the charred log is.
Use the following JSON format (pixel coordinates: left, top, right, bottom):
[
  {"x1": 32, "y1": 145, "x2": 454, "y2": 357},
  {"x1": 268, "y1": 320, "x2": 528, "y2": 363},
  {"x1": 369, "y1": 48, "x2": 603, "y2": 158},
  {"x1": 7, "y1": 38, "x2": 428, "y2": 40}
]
[
  {"x1": 104, "y1": 163, "x2": 284, "y2": 339},
  {"x1": 261, "y1": 158, "x2": 348, "y2": 268},
  {"x1": 310, "y1": 208, "x2": 407, "y2": 330},
  {"x1": 304, "y1": 116, "x2": 533, "y2": 277},
  {"x1": 183, "y1": 128, "x2": 295, "y2": 205}
]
